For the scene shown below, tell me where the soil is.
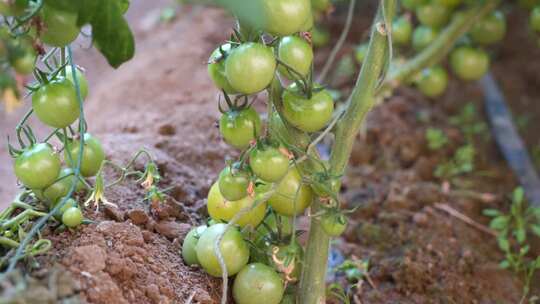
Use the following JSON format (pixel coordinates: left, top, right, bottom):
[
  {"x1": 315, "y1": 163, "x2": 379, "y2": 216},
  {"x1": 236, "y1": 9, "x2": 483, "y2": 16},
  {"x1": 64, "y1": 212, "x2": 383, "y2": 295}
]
[{"x1": 0, "y1": 1, "x2": 539, "y2": 303}]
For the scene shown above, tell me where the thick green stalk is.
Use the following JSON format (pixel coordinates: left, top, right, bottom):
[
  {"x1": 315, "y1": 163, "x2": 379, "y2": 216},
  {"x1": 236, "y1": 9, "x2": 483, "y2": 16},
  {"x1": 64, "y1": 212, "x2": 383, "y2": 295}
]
[
  {"x1": 298, "y1": 2, "x2": 396, "y2": 303},
  {"x1": 381, "y1": 0, "x2": 499, "y2": 91}
]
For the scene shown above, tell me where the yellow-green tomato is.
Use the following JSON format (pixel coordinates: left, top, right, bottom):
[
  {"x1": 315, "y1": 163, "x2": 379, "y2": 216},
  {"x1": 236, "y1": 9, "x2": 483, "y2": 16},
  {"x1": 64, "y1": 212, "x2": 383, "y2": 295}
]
[
  {"x1": 416, "y1": 66, "x2": 448, "y2": 98},
  {"x1": 277, "y1": 36, "x2": 313, "y2": 80},
  {"x1": 392, "y1": 16, "x2": 412, "y2": 46},
  {"x1": 262, "y1": 0, "x2": 312, "y2": 36},
  {"x1": 282, "y1": 84, "x2": 334, "y2": 133},
  {"x1": 469, "y1": 11, "x2": 506, "y2": 46},
  {"x1": 219, "y1": 107, "x2": 261, "y2": 149},
  {"x1": 218, "y1": 166, "x2": 250, "y2": 201},
  {"x1": 416, "y1": 3, "x2": 451, "y2": 28},
  {"x1": 14, "y1": 143, "x2": 61, "y2": 189},
  {"x1": 40, "y1": 4, "x2": 80, "y2": 47},
  {"x1": 311, "y1": 26, "x2": 330, "y2": 48},
  {"x1": 311, "y1": 0, "x2": 331, "y2": 12},
  {"x1": 412, "y1": 26, "x2": 439, "y2": 51},
  {"x1": 207, "y1": 183, "x2": 267, "y2": 228},
  {"x1": 225, "y1": 42, "x2": 276, "y2": 94},
  {"x1": 233, "y1": 263, "x2": 284, "y2": 304},
  {"x1": 450, "y1": 47, "x2": 490, "y2": 81},
  {"x1": 42, "y1": 168, "x2": 84, "y2": 203},
  {"x1": 249, "y1": 146, "x2": 289, "y2": 183},
  {"x1": 268, "y1": 168, "x2": 313, "y2": 216},
  {"x1": 65, "y1": 66, "x2": 89, "y2": 100},
  {"x1": 532, "y1": 6, "x2": 540, "y2": 32},
  {"x1": 50, "y1": 197, "x2": 78, "y2": 221},
  {"x1": 182, "y1": 225, "x2": 207, "y2": 266},
  {"x1": 62, "y1": 206, "x2": 83, "y2": 228},
  {"x1": 65, "y1": 133, "x2": 105, "y2": 177},
  {"x1": 32, "y1": 78, "x2": 79, "y2": 128},
  {"x1": 195, "y1": 223, "x2": 250, "y2": 277},
  {"x1": 208, "y1": 44, "x2": 237, "y2": 94}
]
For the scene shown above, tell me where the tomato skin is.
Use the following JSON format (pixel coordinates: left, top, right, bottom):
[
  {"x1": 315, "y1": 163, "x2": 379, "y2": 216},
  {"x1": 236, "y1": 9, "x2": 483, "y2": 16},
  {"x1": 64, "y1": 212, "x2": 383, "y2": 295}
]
[
  {"x1": 311, "y1": 0, "x2": 330, "y2": 12},
  {"x1": 416, "y1": 3, "x2": 450, "y2": 28},
  {"x1": 530, "y1": 6, "x2": 540, "y2": 32},
  {"x1": 225, "y1": 43, "x2": 276, "y2": 94},
  {"x1": 32, "y1": 78, "x2": 79, "y2": 128},
  {"x1": 65, "y1": 133, "x2": 106, "y2": 177},
  {"x1": 233, "y1": 263, "x2": 284, "y2": 304},
  {"x1": 262, "y1": 0, "x2": 311, "y2": 36},
  {"x1": 208, "y1": 44, "x2": 237, "y2": 94},
  {"x1": 277, "y1": 36, "x2": 313, "y2": 80},
  {"x1": 311, "y1": 26, "x2": 330, "y2": 48},
  {"x1": 50, "y1": 197, "x2": 78, "y2": 221},
  {"x1": 268, "y1": 167, "x2": 312, "y2": 216},
  {"x1": 416, "y1": 66, "x2": 448, "y2": 98},
  {"x1": 392, "y1": 16, "x2": 412, "y2": 46},
  {"x1": 195, "y1": 223, "x2": 250, "y2": 277},
  {"x1": 433, "y1": 0, "x2": 461, "y2": 7},
  {"x1": 14, "y1": 143, "x2": 61, "y2": 190},
  {"x1": 450, "y1": 47, "x2": 490, "y2": 81},
  {"x1": 42, "y1": 168, "x2": 83, "y2": 203},
  {"x1": 401, "y1": 0, "x2": 425, "y2": 10},
  {"x1": 11, "y1": 50, "x2": 36, "y2": 75},
  {"x1": 62, "y1": 206, "x2": 83, "y2": 228},
  {"x1": 282, "y1": 85, "x2": 334, "y2": 133},
  {"x1": 182, "y1": 225, "x2": 207, "y2": 266},
  {"x1": 412, "y1": 26, "x2": 439, "y2": 51},
  {"x1": 321, "y1": 213, "x2": 347, "y2": 236},
  {"x1": 470, "y1": 11, "x2": 506, "y2": 46},
  {"x1": 219, "y1": 107, "x2": 261, "y2": 149},
  {"x1": 354, "y1": 43, "x2": 368, "y2": 64},
  {"x1": 40, "y1": 5, "x2": 80, "y2": 47},
  {"x1": 207, "y1": 183, "x2": 267, "y2": 228},
  {"x1": 65, "y1": 66, "x2": 89, "y2": 100},
  {"x1": 218, "y1": 166, "x2": 250, "y2": 201},
  {"x1": 249, "y1": 147, "x2": 289, "y2": 183}
]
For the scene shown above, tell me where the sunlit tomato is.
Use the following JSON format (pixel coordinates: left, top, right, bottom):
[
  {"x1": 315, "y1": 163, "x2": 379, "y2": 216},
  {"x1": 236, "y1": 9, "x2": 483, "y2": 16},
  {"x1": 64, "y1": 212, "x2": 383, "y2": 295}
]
[
  {"x1": 219, "y1": 107, "x2": 261, "y2": 149},
  {"x1": 416, "y1": 3, "x2": 450, "y2": 28},
  {"x1": 233, "y1": 263, "x2": 284, "y2": 304},
  {"x1": 65, "y1": 66, "x2": 89, "y2": 100},
  {"x1": 208, "y1": 44, "x2": 237, "y2": 94},
  {"x1": 416, "y1": 66, "x2": 448, "y2": 98},
  {"x1": 311, "y1": 26, "x2": 330, "y2": 48},
  {"x1": 32, "y1": 78, "x2": 79, "y2": 128},
  {"x1": 412, "y1": 26, "x2": 439, "y2": 51},
  {"x1": 182, "y1": 225, "x2": 208, "y2": 266},
  {"x1": 40, "y1": 4, "x2": 80, "y2": 47},
  {"x1": 300, "y1": 10, "x2": 314, "y2": 32},
  {"x1": 354, "y1": 43, "x2": 368, "y2": 64},
  {"x1": 42, "y1": 168, "x2": 84, "y2": 203},
  {"x1": 195, "y1": 223, "x2": 250, "y2": 277},
  {"x1": 393, "y1": 16, "x2": 412, "y2": 46},
  {"x1": 249, "y1": 146, "x2": 289, "y2": 183},
  {"x1": 530, "y1": 6, "x2": 540, "y2": 32},
  {"x1": 62, "y1": 206, "x2": 83, "y2": 228},
  {"x1": 470, "y1": 11, "x2": 506, "y2": 45},
  {"x1": 282, "y1": 84, "x2": 334, "y2": 133},
  {"x1": 225, "y1": 43, "x2": 276, "y2": 94},
  {"x1": 262, "y1": 0, "x2": 311, "y2": 36},
  {"x1": 207, "y1": 183, "x2": 267, "y2": 228},
  {"x1": 277, "y1": 36, "x2": 313, "y2": 80},
  {"x1": 450, "y1": 47, "x2": 490, "y2": 81},
  {"x1": 14, "y1": 143, "x2": 61, "y2": 189},
  {"x1": 268, "y1": 167, "x2": 312, "y2": 216},
  {"x1": 218, "y1": 166, "x2": 250, "y2": 201},
  {"x1": 64, "y1": 133, "x2": 106, "y2": 177},
  {"x1": 321, "y1": 212, "x2": 347, "y2": 236},
  {"x1": 50, "y1": 197, "x2": 78, "y2": 221}
]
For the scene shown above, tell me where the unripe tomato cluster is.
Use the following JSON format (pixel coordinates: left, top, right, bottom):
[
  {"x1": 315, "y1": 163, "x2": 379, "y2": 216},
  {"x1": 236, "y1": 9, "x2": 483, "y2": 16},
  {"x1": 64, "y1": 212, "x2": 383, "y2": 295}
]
[{"x1": 182, "y1": 0, "x2": 347, "y2": 303}]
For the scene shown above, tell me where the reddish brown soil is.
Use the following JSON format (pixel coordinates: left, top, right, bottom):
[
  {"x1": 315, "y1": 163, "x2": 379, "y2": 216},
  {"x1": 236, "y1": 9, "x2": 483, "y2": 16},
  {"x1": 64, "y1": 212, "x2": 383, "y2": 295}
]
[{"x1": 1, "y1": 1, "x2": 539, "y2": 304}]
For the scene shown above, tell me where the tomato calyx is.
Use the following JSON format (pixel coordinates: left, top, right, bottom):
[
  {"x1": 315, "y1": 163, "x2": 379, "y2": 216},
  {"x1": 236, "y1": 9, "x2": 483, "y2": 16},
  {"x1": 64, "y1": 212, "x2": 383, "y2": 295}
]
[{"x1": 217, "y1": 91, "x2": 255, "y2": 114}]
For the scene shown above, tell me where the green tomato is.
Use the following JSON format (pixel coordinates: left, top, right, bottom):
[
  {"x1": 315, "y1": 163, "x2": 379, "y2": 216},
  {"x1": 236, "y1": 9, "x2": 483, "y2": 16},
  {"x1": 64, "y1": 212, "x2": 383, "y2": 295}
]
[
  {"x1": 450, "y1": 47, "x2": 489, "y2": 81},
  {"x1": 416, "y1": 3, "x2": 451, "y2": 28},
  {"x1": 282, "y1": 84, "x2": 334, "y2": 132},
  {"x1": 64, "y1": 133, "x2": 106, "y2": 177},
  {"x1": 64, "y1": 66, "x2": 89, "y2": 100},
  {"x1": 249, "y1": 146, "x2": 289, "y2": 183},
  {"x1": 11, "y1": 50, "x2": 36, "y2": 75},
  {"x1": 182, "y1": 225, "x2": 207, "y2": 266},
  {"x1": 32, "y1": 78, "x2": 79, "y2": 128},
  {"x1": 62, "y1": 206, "x2": 83, "y2": 228},
  {"x1": 262, "y1": 0, "x2": 311, "y2": 36},
  {"x1": 50, "y1": 197, "x2": 78, "y2": 221},
  {"x1": 14, "y1": 143, "x2": 61, "y2": 190},
  {"x1": 300, "y1": 10, "x2": 314, "y2": 32},
  {"x1": 311, "y1": 26, "x2": 330, "y2": 48},
  {"x1": 225, "y1": 42, "x2": 276, "y2": 94},
  {"x1": 219, "y1": 107, "x2": 261, "y2": 149},
  {"x1": 207, "y1": 183, "x2": 267, "y2": 228},
  {"x1": 40, "y1": 4, "x2": 80, "y2": 47},
  {"x1": 470, "y1": 11, "x2": 506, "y2": 46},
  {"x1": 233, "y1": 263, "x2": 284, "y2": 304},
  {"x1": 42, "y1": 168, "x2": 84, "y2": 203},
  {"x1": 416, "y1": 66, "x2": 448, "y2": 98},
  {"x1": 218, "y1": 166, "x2": 250, "y2": 201},
  {"x1": 354, "y1": 43, "x2": 369, "y2": 64},
  {"x1": 195, "y1": 223, "x2": 250, "y2": 277},
  {"x1": 208, "y1": 44, "x2": 237, "y2": 94},
  {"x1": 401, "y1": 0, "x2": 425, "y2": 10},
  {"x1": 277, "y1": 36, "x2": 313, "y2": 80},
  {"x1": 392, "y1": 16, "x2": 412, "y2": 46},
  {"x1": 412, "y1": 26, "x2": 439, "y2": 51},
  {"x1": 530, "y1": 6, "x2": 540, "y2": 32},
  {"x1": 433, "y1": 0, "x2": 461, "y2": 7},
  {"x1": 311, "y1": 0, "x2": 331, "y2": 12},
  {"x1": 321, "y1": 213, "x2": 347, "y2": 236},
  {"x1": 268, "y1": 167, "x2": 312, "y2": 216}
]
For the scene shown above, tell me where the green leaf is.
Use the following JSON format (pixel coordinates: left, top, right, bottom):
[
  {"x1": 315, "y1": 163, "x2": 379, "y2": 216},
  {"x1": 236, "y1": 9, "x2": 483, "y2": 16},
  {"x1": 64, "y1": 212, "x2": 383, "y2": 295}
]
[
  {"x1": 530, "y1": 224, "x2": 540, "y2": 237},
  {"x1": 490, "y1": 216, "x2": 509, "y2": 230},
  {"x1": 497, "y1": 237, "x2": 510, "y2": 252},
  {"x1": 499, "y1": 260, "x2": 510, "y2": 269},
  {"x1": 515, "y1": 228, "x2": 526, "y2": 244},
  {"x1": 483, "y1": 209, "x2": 500, "y2": 217}
]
